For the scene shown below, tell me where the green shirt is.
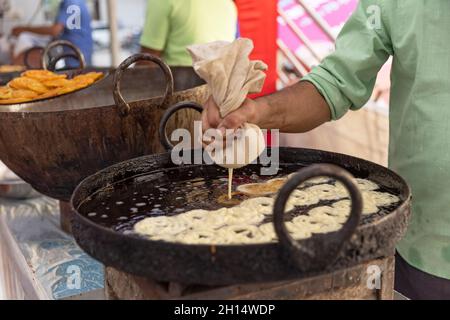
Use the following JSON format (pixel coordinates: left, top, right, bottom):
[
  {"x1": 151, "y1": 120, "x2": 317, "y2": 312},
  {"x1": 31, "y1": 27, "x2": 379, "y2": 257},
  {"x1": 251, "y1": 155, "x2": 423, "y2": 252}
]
[
  {"x1": 140, "y1": 0, "x2": 237, "y2": 66},
  {"x1": 303, "y1": 0, "x2": 450, "y2": 279}
]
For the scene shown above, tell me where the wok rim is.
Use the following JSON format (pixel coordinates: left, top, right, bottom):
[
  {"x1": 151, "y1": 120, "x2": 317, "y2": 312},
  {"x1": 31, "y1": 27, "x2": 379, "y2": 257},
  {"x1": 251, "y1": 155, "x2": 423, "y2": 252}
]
[
  {"x1": 0, "y1": 66, "x2": 206, "y2": 113},
  {"x1": 71, "y1": 147, "x2": 412, "y2": 250},
  {"x1": 0, "y1": 83, "x2": 208, "y2": 117},
  {"x1": 0, "y1": 67, "x2": 113, "y2": 110}
]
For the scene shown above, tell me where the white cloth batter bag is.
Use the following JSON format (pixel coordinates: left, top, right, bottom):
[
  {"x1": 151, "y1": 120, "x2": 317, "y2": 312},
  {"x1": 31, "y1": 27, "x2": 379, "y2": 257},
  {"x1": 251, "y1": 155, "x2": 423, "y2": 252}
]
[{"x1": 187, "y1": 38, "x2": 268, "y2": 169}]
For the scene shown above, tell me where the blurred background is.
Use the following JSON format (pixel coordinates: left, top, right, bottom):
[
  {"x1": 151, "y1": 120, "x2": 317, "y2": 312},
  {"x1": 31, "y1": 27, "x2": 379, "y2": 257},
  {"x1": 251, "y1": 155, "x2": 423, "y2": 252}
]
[{"x1": 0, "y1": 0, "x2": 393, "y2": 193}]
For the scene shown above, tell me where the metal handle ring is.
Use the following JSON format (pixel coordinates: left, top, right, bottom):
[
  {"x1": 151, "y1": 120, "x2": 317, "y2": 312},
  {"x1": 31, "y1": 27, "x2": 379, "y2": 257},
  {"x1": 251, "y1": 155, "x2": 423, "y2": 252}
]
[
  {"x1": 113, "y1": 53, "x2": 174, "y2": 117},
  {"x1": 159, "y1": 101, "x2": 203, "y2": 151},
  {"x1": 42, "y1": 40, "x2": 86, "y2": 71},
  {"x1": 273, "y1": 164, "x2": 363, "y2": 271}
]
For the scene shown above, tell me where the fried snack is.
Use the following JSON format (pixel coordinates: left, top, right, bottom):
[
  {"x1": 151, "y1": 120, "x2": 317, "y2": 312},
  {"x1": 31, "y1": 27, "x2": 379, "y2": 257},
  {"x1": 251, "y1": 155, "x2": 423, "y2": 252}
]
[
  {"x1": 8, "y1": 77, "x2": 49, "y2": 94},
  {"x1": 22, "y1": 70, "x2": 67, "y2": 81},
  {"x1": 72, "y1": 72, "x2": 103, "y2": 85},
  {"x1": 72, "y1": 76, "x2": 94, "y2": 86},
  {"x1": 56, "y1": 82, "x2": 86, "y2": 95},
  {"x1": 36, "y1": 88, "x2": 62, "y2": 99},
  {"x1": 237, "y1": 178, "x2": 287, "y2": 196},
  {"x1": 42, "y1": 78, "x2": 72, "y2": 88},
  {"x1": 0, "y1": 65, "x2": 25, "y2": 73},
  {"x1": 0, "y1": 70, "x2": 103, "y2": 105},
  {"x1": 0, "y1": 87, "x2": 13, "y2": 99},
  {"x1": 80, "y1": 71, "x2": 103, "y2": 81},
  {"x1": 11, "y1": 89, "x2": 39, "y2": 99}
]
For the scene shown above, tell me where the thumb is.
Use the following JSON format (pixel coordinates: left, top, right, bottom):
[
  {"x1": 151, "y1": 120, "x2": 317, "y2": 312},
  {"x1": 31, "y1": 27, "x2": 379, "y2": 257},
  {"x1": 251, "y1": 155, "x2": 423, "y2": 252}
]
[{"x1": 218, "y1": 114, "x2": 244, "y2": 132}]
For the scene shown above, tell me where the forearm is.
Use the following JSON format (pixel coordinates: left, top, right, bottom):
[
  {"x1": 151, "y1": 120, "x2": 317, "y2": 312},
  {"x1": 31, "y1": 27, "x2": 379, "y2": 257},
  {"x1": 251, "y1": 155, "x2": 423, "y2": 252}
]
[
  {"x1": 14, "y1": 25, "x2": 63, "y2": 37},
  {"x1": 252, "y1": 81, "x2": 331, "y2": 133}
]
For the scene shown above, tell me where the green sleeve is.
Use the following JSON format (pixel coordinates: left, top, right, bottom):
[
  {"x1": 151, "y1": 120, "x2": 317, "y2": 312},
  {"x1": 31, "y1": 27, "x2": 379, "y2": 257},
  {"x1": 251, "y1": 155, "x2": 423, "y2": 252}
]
[
  {"x1": 302, "y1": 0, "x2": 393, "y2": 120},
  {"x1": 140, "y1": 0, "x2": 171, "y2": 50}
]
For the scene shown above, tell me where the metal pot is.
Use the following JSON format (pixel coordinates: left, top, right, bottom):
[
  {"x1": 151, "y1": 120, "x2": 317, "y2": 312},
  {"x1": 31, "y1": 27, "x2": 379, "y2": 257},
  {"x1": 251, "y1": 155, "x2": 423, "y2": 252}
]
[
  {"x1": 0, "y1": 54, "x2": 207, "y2": 201},
  {"x1": 70, "y1": 104, "x2": 411, "y2": 285}
]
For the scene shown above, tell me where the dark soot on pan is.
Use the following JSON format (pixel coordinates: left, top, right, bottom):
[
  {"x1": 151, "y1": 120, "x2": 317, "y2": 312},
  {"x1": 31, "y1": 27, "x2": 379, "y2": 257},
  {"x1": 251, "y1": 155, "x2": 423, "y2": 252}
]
[{"x1": 76, "y1": 164, "x2": 400, "y2": 234}]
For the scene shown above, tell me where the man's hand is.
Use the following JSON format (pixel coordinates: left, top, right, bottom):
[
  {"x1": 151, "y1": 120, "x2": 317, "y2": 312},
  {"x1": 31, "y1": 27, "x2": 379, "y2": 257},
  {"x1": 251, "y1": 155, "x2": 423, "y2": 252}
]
[
  {"x1": 202, "y1": 96, "x2": 260, "y2": 134},
  {"x1": 12, "y1": 27, "x2": 25, "y2": 37},
  {"x1": 11, "y1": 24, "x2": 64, "y2": 39},
  {"x1": 201, "y1": 81, "x2": 331, "y2": 134}
]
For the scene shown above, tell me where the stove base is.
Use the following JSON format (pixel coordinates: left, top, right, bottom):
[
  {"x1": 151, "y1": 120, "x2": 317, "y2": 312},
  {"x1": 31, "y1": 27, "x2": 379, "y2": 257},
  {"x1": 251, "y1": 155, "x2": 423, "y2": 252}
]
[{"x1": 104, "y1": 256, "x2": 395, "y2": 300}]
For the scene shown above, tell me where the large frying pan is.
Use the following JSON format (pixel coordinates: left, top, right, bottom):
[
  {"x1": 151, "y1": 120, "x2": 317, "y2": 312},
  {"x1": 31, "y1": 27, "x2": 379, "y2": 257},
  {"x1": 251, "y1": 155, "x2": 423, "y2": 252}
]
[
  {"x1": 0, "y1": 53, "x2": 207, "y2": 201},
  {"x1": 70, "y1": 104, "x2": 412, "y2": 286},
  {"x1": 0, "y1": 40, "x2": 84, "y2": 85}
]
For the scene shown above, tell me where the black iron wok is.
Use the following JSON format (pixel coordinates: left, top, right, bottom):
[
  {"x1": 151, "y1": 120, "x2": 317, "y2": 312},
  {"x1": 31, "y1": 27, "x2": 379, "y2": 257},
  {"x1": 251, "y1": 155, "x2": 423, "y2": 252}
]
[
  {"x1": 0, "y1": 53, "x2": 207, "y2": 201},
  {"x1": 70, "y1": 103, "x2": 412, "y2": 286}
]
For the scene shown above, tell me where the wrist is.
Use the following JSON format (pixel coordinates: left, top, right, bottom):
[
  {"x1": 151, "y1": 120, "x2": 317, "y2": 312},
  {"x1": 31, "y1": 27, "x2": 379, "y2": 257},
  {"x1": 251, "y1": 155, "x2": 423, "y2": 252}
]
[{"x1": 251, "y1": 97, "x2": 270, "y2": 127}]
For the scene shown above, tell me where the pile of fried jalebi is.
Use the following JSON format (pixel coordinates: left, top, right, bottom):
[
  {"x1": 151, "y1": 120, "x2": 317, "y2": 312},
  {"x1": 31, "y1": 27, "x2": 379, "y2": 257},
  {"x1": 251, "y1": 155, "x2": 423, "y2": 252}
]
[
  {"x1": 0, "y1": 70, "x2": 103, "y2": 105},
  {"x1": 0, "y1": 65, "x2": 25, "y2": 73}
]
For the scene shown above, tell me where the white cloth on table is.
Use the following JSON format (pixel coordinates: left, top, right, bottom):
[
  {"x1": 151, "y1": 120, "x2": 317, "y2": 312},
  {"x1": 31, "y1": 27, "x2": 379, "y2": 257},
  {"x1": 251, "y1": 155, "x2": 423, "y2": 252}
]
[{"x1": 0, "y1": 197, "x2": 104, "y2": 300}]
